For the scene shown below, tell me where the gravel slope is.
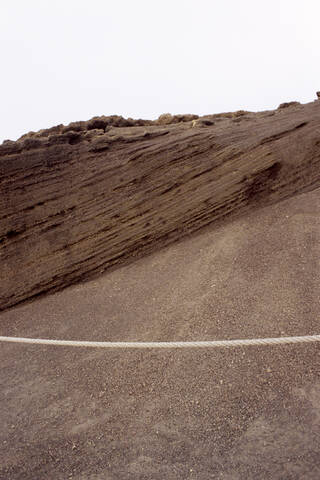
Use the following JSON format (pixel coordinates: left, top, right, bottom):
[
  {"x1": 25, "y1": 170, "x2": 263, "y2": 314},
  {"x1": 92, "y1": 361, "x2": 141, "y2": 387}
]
[{"x1": 1, "y1": 187, "x2": 320, "y2": 479}]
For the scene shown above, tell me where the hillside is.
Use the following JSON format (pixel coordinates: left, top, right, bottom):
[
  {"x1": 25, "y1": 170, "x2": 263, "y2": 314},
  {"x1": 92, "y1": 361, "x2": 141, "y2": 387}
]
[
  {"x1": 1, "y1": 99, "x2": 320, "y2": 310},
  {"x1": 0, "y1": 185, "x2": 319, "y2": 478}
]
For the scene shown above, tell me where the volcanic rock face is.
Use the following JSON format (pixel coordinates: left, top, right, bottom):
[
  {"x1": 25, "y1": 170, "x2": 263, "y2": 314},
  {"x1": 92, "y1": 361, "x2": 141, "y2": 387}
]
[{"x1": 1, "y1": 101, "x2": 320, "y2": 311}]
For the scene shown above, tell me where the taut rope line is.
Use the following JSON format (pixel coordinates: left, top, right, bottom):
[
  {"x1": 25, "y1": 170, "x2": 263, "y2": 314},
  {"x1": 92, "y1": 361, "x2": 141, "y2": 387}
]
[{"x1": 1, "y1": 334, "x2": 320, "y2": 349}]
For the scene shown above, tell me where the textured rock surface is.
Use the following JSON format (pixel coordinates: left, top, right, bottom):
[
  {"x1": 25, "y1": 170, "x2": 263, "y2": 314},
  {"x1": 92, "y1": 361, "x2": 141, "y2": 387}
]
[{"x1": 1, "y1": 101, "x2": 320, "y2": 310}]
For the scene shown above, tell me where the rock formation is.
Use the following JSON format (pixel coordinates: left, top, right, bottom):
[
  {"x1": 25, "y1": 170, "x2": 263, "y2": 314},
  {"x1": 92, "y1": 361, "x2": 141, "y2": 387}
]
[{"x1": 1, "y1": 100, "x2": 320, "y2": 311}]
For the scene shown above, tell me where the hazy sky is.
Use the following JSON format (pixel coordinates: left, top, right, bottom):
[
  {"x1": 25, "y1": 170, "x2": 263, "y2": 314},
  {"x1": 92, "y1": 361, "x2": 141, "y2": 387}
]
[{"x1": 1, "y1": 0, "x2": 319, "y2": 142}]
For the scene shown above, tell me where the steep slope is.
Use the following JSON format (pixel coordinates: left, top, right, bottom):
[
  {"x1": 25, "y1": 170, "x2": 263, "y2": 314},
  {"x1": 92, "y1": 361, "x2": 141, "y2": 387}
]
[{"x1": 1, "y1": 100, "x2": 320, "y2": 310}]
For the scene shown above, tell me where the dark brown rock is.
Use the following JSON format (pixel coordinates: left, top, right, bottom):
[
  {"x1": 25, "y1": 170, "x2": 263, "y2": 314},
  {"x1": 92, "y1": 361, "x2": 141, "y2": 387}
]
[
  {"x1": 277, "y1": 101, "x2": 301, "y2": 109},
  {"x1": 193, "y1": 118, "x2": 215, "y2": 127},
  {"x1": 1, "y1": 101, "x2": 320, "y2": 311}
]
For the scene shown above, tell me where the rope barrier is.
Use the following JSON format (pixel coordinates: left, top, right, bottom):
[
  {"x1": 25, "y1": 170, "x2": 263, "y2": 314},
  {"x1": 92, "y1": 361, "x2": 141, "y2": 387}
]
[{"x1": 0, "y1": 334, "x2": 320, "y2": 349}]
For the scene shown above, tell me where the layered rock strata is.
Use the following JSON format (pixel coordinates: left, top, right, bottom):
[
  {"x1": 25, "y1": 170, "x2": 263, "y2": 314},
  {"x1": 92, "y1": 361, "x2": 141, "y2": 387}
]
[{"x1": 1, "y1": 101, "x2": 320, "y2": 310}]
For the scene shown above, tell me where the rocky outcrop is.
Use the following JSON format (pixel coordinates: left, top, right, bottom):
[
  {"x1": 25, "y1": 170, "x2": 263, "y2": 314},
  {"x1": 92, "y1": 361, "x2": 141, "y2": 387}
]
[{"x1": 1, "y1": 100, "x2": 320, "y2": 311}]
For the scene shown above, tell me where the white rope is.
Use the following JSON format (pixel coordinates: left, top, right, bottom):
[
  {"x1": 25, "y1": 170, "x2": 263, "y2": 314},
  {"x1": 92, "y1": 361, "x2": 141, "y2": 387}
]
[{"x1": 0, "y1": 334, "x2": 320, "y2": 349}]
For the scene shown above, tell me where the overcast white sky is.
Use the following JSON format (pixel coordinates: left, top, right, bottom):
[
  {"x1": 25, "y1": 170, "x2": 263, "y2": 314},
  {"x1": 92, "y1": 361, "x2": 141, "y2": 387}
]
[{"x1": 1, "y1": 0, "x2": 319, "y2": 142}]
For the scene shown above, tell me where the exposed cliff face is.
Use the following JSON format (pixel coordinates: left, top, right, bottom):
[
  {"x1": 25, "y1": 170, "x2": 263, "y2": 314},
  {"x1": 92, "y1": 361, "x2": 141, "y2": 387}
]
[{"x1": 1, "y1": 101, "x2": 320, "y2": 311}]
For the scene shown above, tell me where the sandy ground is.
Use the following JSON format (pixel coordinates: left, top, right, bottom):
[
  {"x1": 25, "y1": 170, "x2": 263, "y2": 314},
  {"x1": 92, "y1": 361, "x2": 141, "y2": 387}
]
[{"x1": 0, "y1": 188, "x2": 320, "y2": 479}]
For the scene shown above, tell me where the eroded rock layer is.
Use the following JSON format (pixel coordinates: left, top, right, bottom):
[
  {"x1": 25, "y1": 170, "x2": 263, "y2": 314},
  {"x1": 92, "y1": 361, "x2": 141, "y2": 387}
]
[{"x1": 1, "y1": 101, "x2": 320, "y2": 310}]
